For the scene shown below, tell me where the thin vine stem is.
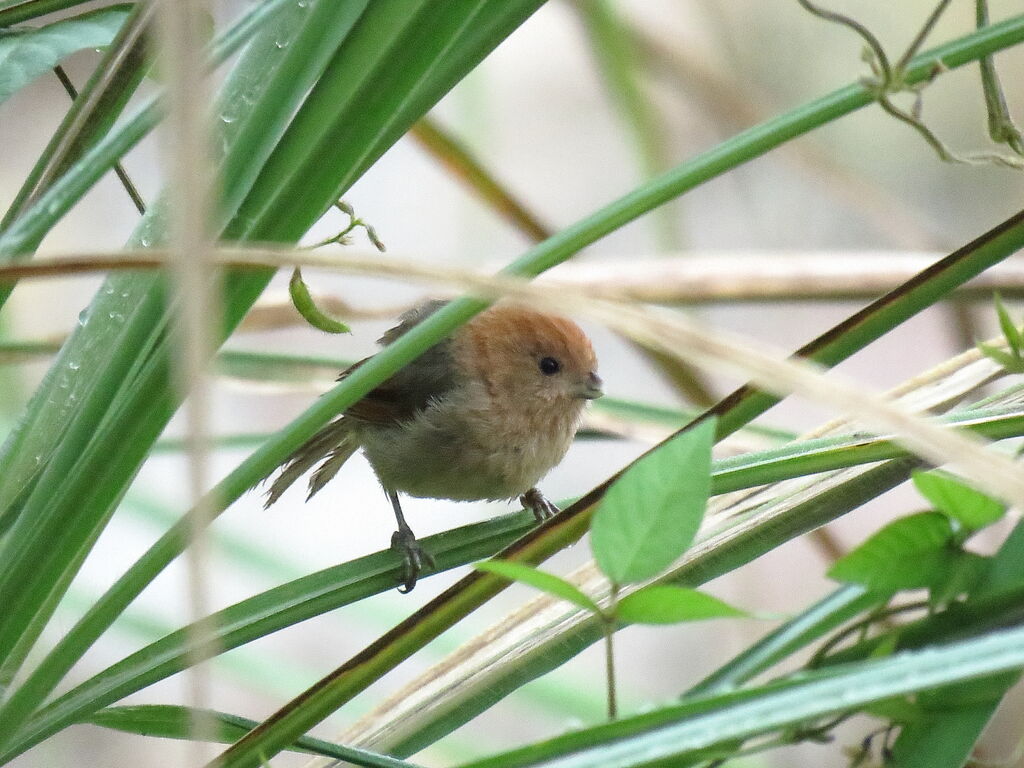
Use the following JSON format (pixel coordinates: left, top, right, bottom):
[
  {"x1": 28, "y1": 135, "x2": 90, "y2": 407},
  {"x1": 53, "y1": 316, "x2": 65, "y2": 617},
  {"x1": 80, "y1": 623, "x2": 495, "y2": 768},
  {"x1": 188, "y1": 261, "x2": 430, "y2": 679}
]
[
  {"x1": 51, "y1": 65, "x2": 147, "y2": 216},
  {"x1": 605, "y1": 583, "x2": 620, "y2": 721},
  {"x1": 895, "y1": 0, "x2": 955, "y2": 72}
]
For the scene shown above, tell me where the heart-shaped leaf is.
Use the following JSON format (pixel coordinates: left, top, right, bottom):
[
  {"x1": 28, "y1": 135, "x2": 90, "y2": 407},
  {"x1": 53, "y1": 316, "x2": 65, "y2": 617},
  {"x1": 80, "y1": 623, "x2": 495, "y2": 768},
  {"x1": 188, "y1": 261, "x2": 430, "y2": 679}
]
[
  {"x1": 591, "y1": 417, "x2": 716, "y2": 584},
  {"x1": 912, "y1": 470, "x2": 1005, "y2": 532},
  {"x1": 828, "y1": 512, "x2": 956, "y2": 593}
]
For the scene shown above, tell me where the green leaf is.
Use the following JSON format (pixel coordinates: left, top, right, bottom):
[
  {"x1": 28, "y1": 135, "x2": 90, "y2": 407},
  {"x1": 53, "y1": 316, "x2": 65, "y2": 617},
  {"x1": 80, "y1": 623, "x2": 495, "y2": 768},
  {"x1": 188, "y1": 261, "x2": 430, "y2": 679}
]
[
  {"x1": 84, "y1": 705, "x2": 420, "y2": 768},
  {"x1": 591, "y1": 417, "x2": 716, "y2": 584},
  {"x1": 828, "y1": 512, "x2": 956, "y2": 592},
  {"x1": 617, "y1": 585, "x2": 747, "y2": 625},
  {"x1": 928, "y1": 551, "x2": 990, "y2": 607},
  {"x1": 886, "y1": 517, "x2": 1024, "y2": 768},
  {"x1": 0, "y1": 5, "x2": 131, "y2": 104},
  {"x1": 912, "y1": 470, "x2": 1005, "y2": 532},
  {"x1": 474, "y1": 561, "x2": 600, "y2": 614},
  {"x1": 868, "y1": 631, "x2": 900, "y2": 660},
  {"x1": 888, "y1": 702, "x2": 1002, "y2": 768},
  {"x1": 994, "y1": 293, "x2": 1023, "y2": 356},
  {"x1": 977, "y1": 341, "x2": 1024, "y2": 371}
]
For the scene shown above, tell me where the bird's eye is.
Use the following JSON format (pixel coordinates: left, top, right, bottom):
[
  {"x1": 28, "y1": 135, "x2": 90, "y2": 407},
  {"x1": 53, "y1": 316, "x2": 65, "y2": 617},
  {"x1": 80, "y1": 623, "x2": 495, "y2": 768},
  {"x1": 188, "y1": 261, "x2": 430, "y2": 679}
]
[{"x1": 539, "y1": 357, "x2": 561, "y2": 375}]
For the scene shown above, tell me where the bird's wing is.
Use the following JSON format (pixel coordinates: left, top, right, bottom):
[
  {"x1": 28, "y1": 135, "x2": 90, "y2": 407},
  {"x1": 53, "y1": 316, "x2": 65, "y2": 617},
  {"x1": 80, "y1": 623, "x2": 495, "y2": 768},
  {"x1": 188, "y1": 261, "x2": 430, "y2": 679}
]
[
  {"x1": 262, "y1": 300, "x2": 458, "y2": 504},
  {"x1": 342, "y1": 299, "x2": 459, "y2": 425}
]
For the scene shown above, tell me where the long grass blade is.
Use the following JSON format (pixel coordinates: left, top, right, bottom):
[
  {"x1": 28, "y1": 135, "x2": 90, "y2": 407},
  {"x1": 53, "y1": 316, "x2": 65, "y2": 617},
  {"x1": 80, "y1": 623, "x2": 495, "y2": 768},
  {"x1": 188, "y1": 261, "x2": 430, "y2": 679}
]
[
  {"x1": 0, "y1": 0, "x2": 546, "y2": 751},
  {"x1": 0, "y1": 0, "x2": 94, "y2": 26},
  {"x1": 455, "y1": 622, "x2": 1024, "y2": 768},
  {"x1": 0, "y1": 0, "x2": 373, "y2": 739}
]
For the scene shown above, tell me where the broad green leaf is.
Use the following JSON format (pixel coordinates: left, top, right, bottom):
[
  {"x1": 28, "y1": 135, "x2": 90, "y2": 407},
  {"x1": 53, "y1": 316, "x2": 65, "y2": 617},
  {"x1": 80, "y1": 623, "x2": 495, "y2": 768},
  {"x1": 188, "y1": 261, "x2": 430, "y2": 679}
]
[
  {"x1": 617, "y1": 585, "x2": 746, "y2": 625},
  {"x1": 887, "y1": 519, "x2": 1024, "y2": 767},
  {"x1": 994, "y1": 293, "x2": 1023, "y2": 355},
  {"x1": 0, "y1": 5, "x2": 130, "y2": 104},
  {"x1": 888, "y1": 702, "x2": 1002, "y2": 768},
  {"x1": 85, "y1": 705, "x2": 419, "y2": 768},
  {"x1": 474, "y1": 561, "x2": 600, "y2": 614},
  {"x1": 591, "y1": 417, "x2": 716, "y2": 584},
  {"x1": 912, "y1": 470, "x2": 1005, "y2": 532},
  {"x1": 928, "y1": 551, "x2": 990, "y2": 607},
  {"x1": 828, "y1": 512, "x2": 956, "y2": 592}
]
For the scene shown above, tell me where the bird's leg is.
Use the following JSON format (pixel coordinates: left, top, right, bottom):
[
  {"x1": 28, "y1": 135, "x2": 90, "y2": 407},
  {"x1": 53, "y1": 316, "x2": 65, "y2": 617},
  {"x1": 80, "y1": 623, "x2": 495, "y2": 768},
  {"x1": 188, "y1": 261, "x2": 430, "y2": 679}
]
[
  {"x1": 520, "y1": 487, "x2": 560, "y2": 522},
  {"x1": 387, "y1": 490, "x2": 434, "y2": 593}
]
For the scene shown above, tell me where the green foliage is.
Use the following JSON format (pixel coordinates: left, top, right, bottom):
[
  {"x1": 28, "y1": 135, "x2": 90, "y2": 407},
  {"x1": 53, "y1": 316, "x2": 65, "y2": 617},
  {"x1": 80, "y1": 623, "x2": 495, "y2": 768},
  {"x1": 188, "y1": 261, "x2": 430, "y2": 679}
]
[
  {"x1": 978, "y1": 293, "x2": 1024, "y2": 371},
  {"x1": 929, "y1": 550, "x2": 991, "y2": 606},
  {"x1": 476, "y1": 418, "x2": 738, "y2": 722},
  {"x1": 474, "y1": 560, "x2": 600, "y2": 614},
  {"x1": 828, "y1": 512, "x2": 959, "y2": 593},
  {"x1": 0, "y1": 5, "x2": 129, "y2": 104},
  {"x1": 995, "y1": 293, "x2": 1024, "y2": 352},
  {"x1": 591, "y1": 417, "x2": 716, "y2": 584},
  {"x1": 830, "y1": 469, "x2": 1005, "y2": 596},
  {"x1": 912, "y1": 469, "x2": 1005, "y2": 532},
  {"x1": 459, "y1": 623, "x2": 1024, "y2": 768},
  {"x1": 616, "y1": 585, "x2": 747, "y2": 625}
]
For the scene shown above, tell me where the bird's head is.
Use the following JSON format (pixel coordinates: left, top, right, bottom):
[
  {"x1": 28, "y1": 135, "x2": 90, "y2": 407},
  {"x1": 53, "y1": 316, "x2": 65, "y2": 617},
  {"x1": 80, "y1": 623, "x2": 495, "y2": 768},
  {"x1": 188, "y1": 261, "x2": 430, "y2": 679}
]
[{"x1": 457, "y1": 303, "x2": 602, "y2": 411}]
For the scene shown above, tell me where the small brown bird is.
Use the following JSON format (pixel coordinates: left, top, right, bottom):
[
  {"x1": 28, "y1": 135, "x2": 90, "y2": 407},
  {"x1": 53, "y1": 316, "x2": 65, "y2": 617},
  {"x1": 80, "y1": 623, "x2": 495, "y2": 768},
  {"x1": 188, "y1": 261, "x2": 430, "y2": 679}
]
[{"x1": 265, "y1": 300, "x2": 603, "y2": 591}]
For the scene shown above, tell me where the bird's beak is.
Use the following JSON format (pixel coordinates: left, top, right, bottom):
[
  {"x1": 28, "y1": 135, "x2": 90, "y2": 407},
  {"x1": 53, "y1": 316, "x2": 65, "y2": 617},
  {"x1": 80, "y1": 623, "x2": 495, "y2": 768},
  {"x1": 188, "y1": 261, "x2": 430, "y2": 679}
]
[{"x1": 578, "y1": 371, "x2": 604, "y2": 400}]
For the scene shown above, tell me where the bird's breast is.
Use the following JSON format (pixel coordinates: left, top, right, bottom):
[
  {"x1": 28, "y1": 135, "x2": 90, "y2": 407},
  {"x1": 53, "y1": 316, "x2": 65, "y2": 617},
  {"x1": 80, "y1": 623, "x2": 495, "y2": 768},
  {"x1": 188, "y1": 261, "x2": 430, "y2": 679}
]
[{"x1": 357, "y1": 392, "x2": 583, "y2": 502}]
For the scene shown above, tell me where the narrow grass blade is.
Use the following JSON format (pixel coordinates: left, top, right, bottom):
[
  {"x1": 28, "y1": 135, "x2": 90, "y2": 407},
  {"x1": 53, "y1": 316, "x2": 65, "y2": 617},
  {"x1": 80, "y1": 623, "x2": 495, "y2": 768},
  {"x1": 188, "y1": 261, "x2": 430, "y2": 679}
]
[
  {"x1": 455, "y1": 623, "x2": 1024, "y2": 768},
  {"x1": 0, "y1": 0, "x2": 373, "y2": 739},
  {"x1": 0, "y1": 0, "x2": 95, "y2": 27},
  {"x1": 85, "y1": 705, "x2": 422, "y2": 767},
  {"x1": 686, "y1": 584, "x2": 877, "y2": 696},
  {"x1": 0, "y1": 511, "x2": 536, "y2": 763}
]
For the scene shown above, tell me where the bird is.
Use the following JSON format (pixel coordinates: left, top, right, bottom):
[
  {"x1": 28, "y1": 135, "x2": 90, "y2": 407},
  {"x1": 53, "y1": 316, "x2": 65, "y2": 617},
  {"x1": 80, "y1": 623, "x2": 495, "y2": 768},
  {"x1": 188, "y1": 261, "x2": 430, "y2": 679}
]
[{"x1": 263, "y1": 299, "x2": 603, "y2": 591}]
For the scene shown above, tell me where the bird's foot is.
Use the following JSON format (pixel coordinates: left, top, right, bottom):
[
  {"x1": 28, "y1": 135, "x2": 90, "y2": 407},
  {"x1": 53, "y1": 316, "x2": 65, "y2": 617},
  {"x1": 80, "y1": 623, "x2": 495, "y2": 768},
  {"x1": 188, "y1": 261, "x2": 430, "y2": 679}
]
[
  {"x1": 390, "y1": 526, "x2": 435, "y2": 593},
  {"x1": 520, "y1": 487, "x2": 560, "y2": 522}
]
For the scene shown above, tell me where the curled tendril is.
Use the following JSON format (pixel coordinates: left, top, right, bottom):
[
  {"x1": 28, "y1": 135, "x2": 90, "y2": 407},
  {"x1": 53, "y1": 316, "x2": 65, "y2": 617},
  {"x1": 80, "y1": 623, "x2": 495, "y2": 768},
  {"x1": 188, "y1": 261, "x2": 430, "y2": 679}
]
[
  {"x1": 796, "y1": 0, "x2": 1024, "y2": 171},
  {"x1": 289, "y1": 201, "x2": 387, "y2": 334}
]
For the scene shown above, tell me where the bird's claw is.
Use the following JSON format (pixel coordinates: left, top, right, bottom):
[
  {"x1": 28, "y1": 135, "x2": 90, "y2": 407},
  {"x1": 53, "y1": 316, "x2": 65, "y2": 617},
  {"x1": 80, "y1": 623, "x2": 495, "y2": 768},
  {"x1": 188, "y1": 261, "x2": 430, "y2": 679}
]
[
  {"x1": 520, "y1": 488, "x2": 560, "y2": 522},
  {"x1": 391, "y1": 527, "x2": 435, "y2": 593}
]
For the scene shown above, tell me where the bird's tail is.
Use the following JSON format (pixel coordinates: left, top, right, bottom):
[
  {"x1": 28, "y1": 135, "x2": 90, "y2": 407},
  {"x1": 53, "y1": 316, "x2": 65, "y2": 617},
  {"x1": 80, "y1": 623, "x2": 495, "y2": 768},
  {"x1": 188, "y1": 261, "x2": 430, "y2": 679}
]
[{"x1": 263, "y1": 418, "x2": 358, "y2": 507}]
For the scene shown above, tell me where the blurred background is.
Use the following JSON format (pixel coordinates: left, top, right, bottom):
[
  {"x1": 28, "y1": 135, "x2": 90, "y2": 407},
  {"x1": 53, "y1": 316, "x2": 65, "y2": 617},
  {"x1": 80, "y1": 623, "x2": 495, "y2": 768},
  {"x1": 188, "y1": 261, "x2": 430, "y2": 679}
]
[{"x1": 2, "y1": 1, "x2": 1024, "y2": 765}]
